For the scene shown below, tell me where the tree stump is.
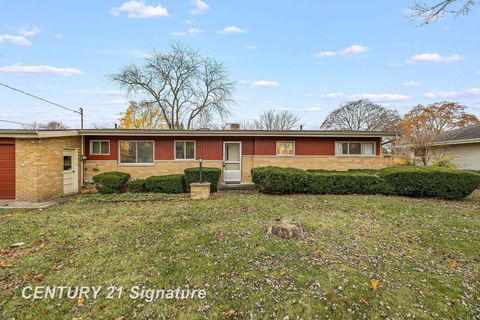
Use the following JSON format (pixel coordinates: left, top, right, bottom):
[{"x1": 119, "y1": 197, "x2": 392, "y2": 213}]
[{"x1": 266, "y1": 218, "x2": 304, "y2": 239}]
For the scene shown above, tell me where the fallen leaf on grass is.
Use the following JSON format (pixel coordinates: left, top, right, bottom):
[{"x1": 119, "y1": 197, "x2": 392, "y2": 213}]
[
  {"x1": 22, "y1": 273, "x2": 30, "y2": 282},
  {"x1": 224, "y1": 309, "x2": 235, "y2": 318},
  {"x1": 370, "y1": 279, "x2": 379, "y2": 291},
  {"x1": 450, "y1": 259, "x2": 457, "y2": 268},
  {"x1": 0, "y1": 261, "x2": 13, "y2": 268},
  {"x1": 10, "y1": 242, "x2": 26, "y2": 248},
  {"x1": 116, "y1": 317, "x2": 125, "y2": 320},
  {"x1": 77, "y1": 296, "x2": 84, "y2": 306},
  {"x1": 33, "y1": 274, "x2": 43, "y2": 283},
  {"x1": 361, "y1": 298, "x2": 370, "y2": 307}
]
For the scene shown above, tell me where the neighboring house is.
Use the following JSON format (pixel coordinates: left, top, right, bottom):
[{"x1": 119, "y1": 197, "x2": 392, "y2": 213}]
[
  {"x1": 425, "y1": 124, "x2": 480, "y2": 171},
  {"x1": 0, "y1": 128, "x2": 398, "y2": 202}
]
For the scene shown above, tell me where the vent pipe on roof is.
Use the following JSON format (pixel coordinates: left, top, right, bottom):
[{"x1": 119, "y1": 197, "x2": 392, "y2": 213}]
[{"x1": 114, "y1": 123, "x2": 118, "y2": 129}]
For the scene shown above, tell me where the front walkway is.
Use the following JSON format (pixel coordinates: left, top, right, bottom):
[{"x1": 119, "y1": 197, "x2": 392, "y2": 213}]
[{"x1": 0, "y1": 200, "x2": 57, "y2": 209}]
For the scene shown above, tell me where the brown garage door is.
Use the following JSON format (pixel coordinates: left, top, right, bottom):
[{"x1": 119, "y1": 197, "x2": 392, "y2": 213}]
[{"x1": 0, "y1": 139, "x2": 15, "y2": 199}]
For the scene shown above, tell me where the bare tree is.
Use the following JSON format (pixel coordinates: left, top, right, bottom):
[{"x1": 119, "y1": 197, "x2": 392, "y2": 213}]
[
  {"x1": 89, "y1": 122, "x2": 115, "y2": 129},
  {"x1": 22, "y1": 121, "x2": 69, "y2": 130},
  {"x1": 321, "y1": 99, "x2": 400, "y2": 131},
  {"x1": 410, "y1": 0, "x2": 478, "y2": 24},
  {"x1": 109, "y1": 43, "x2": 235, "y2": 130},
  {"x1": 245, "y1": 110, "x2": 303, "y2": 130}
]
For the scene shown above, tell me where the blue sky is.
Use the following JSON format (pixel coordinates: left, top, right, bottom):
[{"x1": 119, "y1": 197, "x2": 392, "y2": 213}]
[{"x1": 0, "y1": 0, "x2": 479, "y2": 129}]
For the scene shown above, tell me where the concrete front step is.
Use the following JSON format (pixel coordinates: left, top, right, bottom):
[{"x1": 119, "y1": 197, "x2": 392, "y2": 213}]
[{"x1": 217, "y1": 182, "x2": 256, "y2": 191}]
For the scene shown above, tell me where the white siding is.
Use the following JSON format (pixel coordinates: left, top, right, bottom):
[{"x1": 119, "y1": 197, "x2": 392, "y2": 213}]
[{"x1": 430, "y1": 143, "x2": 480, "y2": 170}]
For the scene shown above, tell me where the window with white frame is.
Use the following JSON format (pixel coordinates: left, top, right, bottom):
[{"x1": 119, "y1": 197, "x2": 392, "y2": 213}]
[
  {"x1": 175, "y1": 141, "x2": 195, "y2": 160},
  {"x1": 335, "y1": 141, "x2": 376, "y2": 156},
  {"x1": 119, "y1": 141, "x2": 154, "y2": 164},
  {"x1": 276, "y1": 141, "x2": 295, "y2": 156},
  {"x1": 90, "y1": 140, "x2": 110, "y2": 155}
]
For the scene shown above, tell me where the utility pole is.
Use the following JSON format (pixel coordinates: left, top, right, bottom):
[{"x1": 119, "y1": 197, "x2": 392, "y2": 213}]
[{"x1": 79, "y1": 107, "x2": 84, "y2": 129}]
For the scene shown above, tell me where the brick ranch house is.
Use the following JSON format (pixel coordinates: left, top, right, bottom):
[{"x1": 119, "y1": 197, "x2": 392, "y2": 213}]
[{"x1": 0, "y1": 129, "x2": 398, "y2": 202}]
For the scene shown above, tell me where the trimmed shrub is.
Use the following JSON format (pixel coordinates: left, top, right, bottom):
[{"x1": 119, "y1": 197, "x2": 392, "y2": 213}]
[
  {"x1": 251, "y1": 166, "x2": 309, "y2": 194},
  {"x1": 431, "y1": 156, "x2": 457, "y2": 168},
  {"x1": 252, "y1": 166, "x2": 479, "y2": 199},
  {"x1": 184, "y1": 167, "x2": 222, "y2": 192},
  {"x1": 308, "y1": 171, "x2": 388, "y2": 195},
  {"x1": 347, "y1": 169, "x2": 379, "y2": 175},
  {"x1": 92, "y1": 172, "x2": 130, "y2": 194},
  {"x1": 128, "y1": 179, "x2": 146, "y2": 193},
  {"x1": 146, "y1": 175, "x2": 185, "y2": 194},
  {"x1": 379, "y1": 166, "x2": 480, "y2": 200}
]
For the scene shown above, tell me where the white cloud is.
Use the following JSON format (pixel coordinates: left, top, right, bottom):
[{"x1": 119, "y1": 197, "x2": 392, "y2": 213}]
[
  {"x1": 67, "y1": 89, "x2": 125, "y2": 96},
  {"x1": 323, "y1": 92, "x2": 411, "y2": 103},
  {"x1": 187, "y1": 28, "x2": 203, "y2": 35},
  {"x1": 19, "y1": 25, "x2": 41, "y2": 37},
  {"x1": 304, "y1": 93, "x2": 314, "y2": 97},
  {"x1": 0, "y1": 34, "x2": 31, "y2": 46},
  {"x1": 402, "y1": 81, "x2": 419, "y2": 87},
  {"x1": 237, "y1": 80, "x2": 250, "y2": 84},
  {"x1": 0, "y1": 65, "x2": 85, "y2": 76},
  {"x1": 190, "y1": 0, "x2": 209, "y2": 15},
  {"x1": 300, "y1": 106, "x2": 322, "y2": 112},
  {"x1": 315, "y1": 51, "x2": 337, "y2": 58},
  {"x1": 424, "y1": 88, "x2": 480, "y2": 99},
  {"x1": 56, "y1": 34, "x2": 62, "y2": 39},
  {"x1": 406, "y1": 53, "x2": 462, "y2": 64},
  {"x1": 111, "y1": 0, "x2": 169, "y2": 18},
  {"x1": 475, "y1": 70, "x2": 480, "y2": 75},
  {"x1": 171, "y1": 28, "x2": 203, "y2": 37},
  {"x1": 217, "y1": 26, "x2": 246, "y2": 34},
  {"x1": 171, "y1": 31, "x2": 186, "y2": 37},
  {"x1": 251, "y1": 80, "x2": 279, "y2": 88},
  {"x1": 91, "y1": 99, "x2": 128, "y2": 105},
  {"x1": 389, "y1": 61, "x2": 403, "y2": 68},
  {"x1": 315, "y1": 45, "x2": 369, "y2": 58},
  {"x1": 340, "y1": 45, "x2": 369, "y2": 56},
  {"x1": 323, "y1": 92, "x2": 344, "y2": 99},
  {"x1": 245, "y1": 44, "x2": 256, "y2": 50}
]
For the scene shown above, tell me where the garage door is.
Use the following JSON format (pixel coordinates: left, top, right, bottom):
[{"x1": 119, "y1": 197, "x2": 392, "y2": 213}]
[{"x1": 0, "y1": 139, "x2": 15, "y2": 199}]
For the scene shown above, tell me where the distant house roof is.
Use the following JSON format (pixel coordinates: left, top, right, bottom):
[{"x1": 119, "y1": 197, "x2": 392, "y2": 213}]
[
  {"x1": 434, "y1": 124, "x2": 480, "y2": 145},
  {"x1": 0, "y1": 129, "x2": 400, "y2": 139}
]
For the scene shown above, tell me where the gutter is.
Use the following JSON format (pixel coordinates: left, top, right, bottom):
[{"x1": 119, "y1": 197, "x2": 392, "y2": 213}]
[{"x1": 77, "y1": 129, "x2": 400, "y2": 138}]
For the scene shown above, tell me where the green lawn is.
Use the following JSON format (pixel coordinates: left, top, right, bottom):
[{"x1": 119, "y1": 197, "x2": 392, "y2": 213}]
[{"x1": 1, "y1": 191, "x2": 480, "y2": 319}]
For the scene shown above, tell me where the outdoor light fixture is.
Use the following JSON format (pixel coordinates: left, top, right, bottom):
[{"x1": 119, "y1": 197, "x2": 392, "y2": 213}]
[{"x1": 199, "y1": 156, "x2": 203, "y2": 183}]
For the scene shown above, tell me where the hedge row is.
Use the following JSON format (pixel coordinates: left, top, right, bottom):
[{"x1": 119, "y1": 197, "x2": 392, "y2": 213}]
[
  {"x1": 92, "y1": 167, "x2": 221, "y2": 194},
  {"x1": 252, "y1": 166, "x2": 480, "y2": 200}
]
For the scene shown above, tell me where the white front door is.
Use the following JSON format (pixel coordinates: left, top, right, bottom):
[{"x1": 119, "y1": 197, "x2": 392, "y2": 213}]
[
  {"x1": 63, "y1": 149, "x2": 78, "y2": 194},
  {"x1": 223, "y1": 142, "x2": 242, "y2": 182}
]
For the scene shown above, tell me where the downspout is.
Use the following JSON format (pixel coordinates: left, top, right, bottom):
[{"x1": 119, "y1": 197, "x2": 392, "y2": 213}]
[{"x1": 80, "y1": 134, "x2": 85, "y2": 188}]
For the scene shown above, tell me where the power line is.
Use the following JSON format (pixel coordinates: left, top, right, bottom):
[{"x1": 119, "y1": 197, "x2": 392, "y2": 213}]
[
  {"x1": 0, "y1": 81, "x2": 81, "y2": 114},
  {"x1": 0, "y1": 119, "x2": 32, "y2": 126},
  {"x1": 0, "y1": 81, "x2": 84, "y2": 128}
]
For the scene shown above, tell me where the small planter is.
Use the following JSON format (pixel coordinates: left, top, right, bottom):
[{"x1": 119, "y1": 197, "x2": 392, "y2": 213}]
[{"x1": 190, "y1": 183, "x2": 211, "y2": 200}]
